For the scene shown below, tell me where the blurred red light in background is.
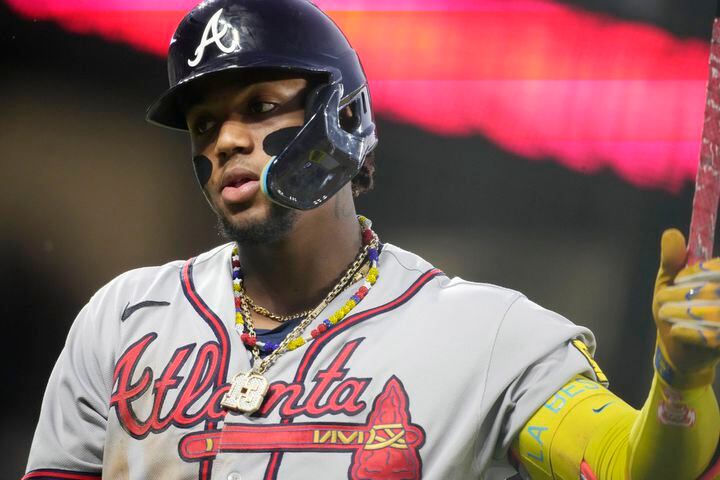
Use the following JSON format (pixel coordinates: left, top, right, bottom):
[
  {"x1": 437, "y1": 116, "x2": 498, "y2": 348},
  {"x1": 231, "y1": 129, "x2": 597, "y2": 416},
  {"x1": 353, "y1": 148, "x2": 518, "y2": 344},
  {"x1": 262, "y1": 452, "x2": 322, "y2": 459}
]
[{"x1": 5, "y1": 0, "x2": 711, "y2": 192}]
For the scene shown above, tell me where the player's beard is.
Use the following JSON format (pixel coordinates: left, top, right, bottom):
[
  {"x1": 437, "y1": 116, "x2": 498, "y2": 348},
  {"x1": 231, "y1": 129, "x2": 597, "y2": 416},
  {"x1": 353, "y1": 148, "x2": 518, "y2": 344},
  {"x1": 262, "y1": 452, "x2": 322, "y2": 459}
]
[{"x1": 216, "y1": 203, "x2": 298, "y2": 246}]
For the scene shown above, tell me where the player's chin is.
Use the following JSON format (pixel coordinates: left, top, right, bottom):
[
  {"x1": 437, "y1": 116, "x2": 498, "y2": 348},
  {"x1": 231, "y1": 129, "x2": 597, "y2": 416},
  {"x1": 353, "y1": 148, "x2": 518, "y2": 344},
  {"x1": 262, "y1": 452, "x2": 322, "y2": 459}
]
[
  {"x1": 219, "y1": 197, "x2": 270, "y2": 226},
  {"x1": 214, "y1": 195, "x2": 298, "y2": 245},
  {"x1": 221, "y1": 191, "x2": 286, "y2": 222}
]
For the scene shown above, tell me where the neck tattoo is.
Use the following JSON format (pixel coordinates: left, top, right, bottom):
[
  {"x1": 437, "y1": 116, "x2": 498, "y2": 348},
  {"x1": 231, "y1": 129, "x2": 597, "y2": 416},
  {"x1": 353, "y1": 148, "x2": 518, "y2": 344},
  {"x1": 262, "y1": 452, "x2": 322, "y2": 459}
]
[{"x1": 220, "y1": 215, "x2": 380, "y2": 414}]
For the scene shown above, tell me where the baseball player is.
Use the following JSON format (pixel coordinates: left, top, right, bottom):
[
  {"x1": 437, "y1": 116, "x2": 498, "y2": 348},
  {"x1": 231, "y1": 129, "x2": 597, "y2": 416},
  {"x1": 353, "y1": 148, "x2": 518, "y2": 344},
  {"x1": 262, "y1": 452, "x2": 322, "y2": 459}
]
[{"x1": 24, "y1": 0, "x2": 720, "y2": 479}]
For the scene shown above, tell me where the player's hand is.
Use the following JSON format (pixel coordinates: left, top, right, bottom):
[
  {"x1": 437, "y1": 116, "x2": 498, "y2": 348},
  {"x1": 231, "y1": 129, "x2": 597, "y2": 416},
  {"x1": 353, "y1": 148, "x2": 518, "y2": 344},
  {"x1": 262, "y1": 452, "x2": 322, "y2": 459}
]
[{"x1": 653, "y1": 228, "x2": 719, "y2": 387}]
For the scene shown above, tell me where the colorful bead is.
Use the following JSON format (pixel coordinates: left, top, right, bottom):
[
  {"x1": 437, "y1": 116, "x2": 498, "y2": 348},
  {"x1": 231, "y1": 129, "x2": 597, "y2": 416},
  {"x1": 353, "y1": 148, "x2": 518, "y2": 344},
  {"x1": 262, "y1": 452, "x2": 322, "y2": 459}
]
[
  {"x1": 231, "y1": 217, "x2": 380, "y2": 359},
  {"x1": 288, "y1": 337, "x2": 305, "y2": 350}
]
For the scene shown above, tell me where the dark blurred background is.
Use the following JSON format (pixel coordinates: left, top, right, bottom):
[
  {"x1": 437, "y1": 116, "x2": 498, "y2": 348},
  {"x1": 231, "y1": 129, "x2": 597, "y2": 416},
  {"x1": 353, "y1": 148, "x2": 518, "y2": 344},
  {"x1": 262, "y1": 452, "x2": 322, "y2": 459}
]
[{"x1": 2, "y1": 0, "x2": 718, "y2": 477}]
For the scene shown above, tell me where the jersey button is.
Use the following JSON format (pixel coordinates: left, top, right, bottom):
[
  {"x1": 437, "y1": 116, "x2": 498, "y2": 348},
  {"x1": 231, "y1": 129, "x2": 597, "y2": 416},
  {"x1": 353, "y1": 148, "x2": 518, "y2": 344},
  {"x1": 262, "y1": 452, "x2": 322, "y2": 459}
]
[{"x1": 227, "y1": 473, "x2": 242, "y2": 480}]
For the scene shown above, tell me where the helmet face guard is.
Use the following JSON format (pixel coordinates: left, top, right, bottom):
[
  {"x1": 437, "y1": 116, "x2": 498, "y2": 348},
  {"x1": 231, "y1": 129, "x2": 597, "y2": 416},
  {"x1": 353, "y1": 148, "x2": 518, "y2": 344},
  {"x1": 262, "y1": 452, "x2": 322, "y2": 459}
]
[{"x1": 261, "y1": 82, "x2": 376, "y2": 210}]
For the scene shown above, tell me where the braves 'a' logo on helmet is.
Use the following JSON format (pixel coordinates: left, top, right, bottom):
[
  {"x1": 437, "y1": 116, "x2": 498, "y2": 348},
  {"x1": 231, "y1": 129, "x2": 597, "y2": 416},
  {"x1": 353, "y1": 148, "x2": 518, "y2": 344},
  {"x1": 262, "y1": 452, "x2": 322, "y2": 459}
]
[{"x1": 187, "y1": 8, "x2": 240, "y2": 67}]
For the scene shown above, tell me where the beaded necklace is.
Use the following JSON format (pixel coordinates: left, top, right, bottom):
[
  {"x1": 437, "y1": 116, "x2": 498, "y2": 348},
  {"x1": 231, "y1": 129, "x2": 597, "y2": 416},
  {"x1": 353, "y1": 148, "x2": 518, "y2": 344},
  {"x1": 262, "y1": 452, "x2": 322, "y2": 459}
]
[{"x1": 221, "y1": 216, "x2": 380, "y2": 414}]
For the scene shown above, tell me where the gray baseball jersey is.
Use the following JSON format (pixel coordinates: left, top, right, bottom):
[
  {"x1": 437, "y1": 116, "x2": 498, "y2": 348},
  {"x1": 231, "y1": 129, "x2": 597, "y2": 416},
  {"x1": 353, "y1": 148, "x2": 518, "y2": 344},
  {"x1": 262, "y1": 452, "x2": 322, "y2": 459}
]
[{"x1": 25, "y1": 242, "x2": 598, "y2": 480}]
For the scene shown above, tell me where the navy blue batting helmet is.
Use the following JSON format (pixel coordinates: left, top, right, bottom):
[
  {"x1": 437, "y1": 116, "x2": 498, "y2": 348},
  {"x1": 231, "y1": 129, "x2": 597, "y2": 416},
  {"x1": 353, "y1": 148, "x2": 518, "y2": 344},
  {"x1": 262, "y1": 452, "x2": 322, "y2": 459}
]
[{"x1": 147, "y1": 0, "x2": 377, "y2": 210}]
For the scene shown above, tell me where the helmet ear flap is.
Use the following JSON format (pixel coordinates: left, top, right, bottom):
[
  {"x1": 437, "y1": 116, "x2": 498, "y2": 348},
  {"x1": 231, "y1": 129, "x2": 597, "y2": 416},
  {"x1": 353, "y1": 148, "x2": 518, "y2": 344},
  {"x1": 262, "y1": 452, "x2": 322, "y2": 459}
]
[{"x1": 261, "y1": 80, "x2": 375, "y2": 210}]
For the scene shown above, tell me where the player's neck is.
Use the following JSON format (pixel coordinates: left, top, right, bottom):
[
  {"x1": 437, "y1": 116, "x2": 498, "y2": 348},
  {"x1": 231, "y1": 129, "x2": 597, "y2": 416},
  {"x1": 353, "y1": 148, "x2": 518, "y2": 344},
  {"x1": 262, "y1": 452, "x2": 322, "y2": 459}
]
[{"x1": 237, "y1": 196, "x2": 363, "y2": 317}]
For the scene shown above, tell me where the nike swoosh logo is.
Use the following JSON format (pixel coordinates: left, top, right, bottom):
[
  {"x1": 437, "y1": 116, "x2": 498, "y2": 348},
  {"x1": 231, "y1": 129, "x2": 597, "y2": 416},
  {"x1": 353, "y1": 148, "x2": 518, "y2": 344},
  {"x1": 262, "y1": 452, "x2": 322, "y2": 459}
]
[
  {"x1": 592, "y1": 401, "x2": 613, "y2": 414},
  {"x1": 121, "y1": 300, "x2": 170, "y2": 321}
]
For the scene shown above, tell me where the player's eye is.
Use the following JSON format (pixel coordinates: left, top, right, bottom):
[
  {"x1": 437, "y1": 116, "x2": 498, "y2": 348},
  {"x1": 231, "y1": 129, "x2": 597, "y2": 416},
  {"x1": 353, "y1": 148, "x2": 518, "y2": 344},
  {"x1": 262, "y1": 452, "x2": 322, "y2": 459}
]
[{"x1": 248, "y1": 101, "x2": 277, "y2": 115}]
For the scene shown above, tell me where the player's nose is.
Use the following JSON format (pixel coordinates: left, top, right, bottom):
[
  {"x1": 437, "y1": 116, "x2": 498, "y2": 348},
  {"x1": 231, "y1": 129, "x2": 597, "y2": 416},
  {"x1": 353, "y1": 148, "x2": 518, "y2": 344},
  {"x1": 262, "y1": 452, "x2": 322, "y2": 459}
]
[{"x1": 213, "y1": 118, "x2": 255, "y2": 164}]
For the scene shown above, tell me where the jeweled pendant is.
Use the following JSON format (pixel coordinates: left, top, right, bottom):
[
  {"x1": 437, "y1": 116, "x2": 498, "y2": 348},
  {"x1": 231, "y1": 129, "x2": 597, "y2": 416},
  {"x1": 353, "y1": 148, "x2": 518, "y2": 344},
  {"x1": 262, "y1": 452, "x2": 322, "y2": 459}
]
[{"x1": 221, "y1": 372, "x2": 269, "y2": 414}]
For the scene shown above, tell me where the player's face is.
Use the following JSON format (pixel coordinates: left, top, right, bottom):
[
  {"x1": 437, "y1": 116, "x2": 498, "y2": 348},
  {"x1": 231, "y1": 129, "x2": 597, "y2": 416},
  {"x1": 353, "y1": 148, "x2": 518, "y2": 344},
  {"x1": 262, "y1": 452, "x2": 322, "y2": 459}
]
[{"x1": 186, "y1": 73, "x2": 309, "y2": 242}]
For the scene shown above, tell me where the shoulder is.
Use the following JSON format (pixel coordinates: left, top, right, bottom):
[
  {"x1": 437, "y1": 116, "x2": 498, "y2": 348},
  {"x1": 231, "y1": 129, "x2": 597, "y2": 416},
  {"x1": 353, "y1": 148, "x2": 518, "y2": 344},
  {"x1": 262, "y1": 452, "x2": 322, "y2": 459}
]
[
  {"x1": 381, "y1": 242, "x2": 526, "y2": 311},
  {"x1": 88, "y1": 243, "x2": 232, "y2": 312},
  {"x1": 381, "y1": 242, "x2": 592, "y2": 343}
]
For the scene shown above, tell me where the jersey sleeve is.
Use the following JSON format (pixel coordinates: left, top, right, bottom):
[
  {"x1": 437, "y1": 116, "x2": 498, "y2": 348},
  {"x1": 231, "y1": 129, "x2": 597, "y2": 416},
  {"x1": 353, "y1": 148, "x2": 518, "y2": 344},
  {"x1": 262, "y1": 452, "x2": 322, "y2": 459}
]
[
  {"x1": 475, "y1": 294, "x2": 601, "y2": 478},
  {"x1": 25, "y1": 289, "x2": 119, "y2": 477}
]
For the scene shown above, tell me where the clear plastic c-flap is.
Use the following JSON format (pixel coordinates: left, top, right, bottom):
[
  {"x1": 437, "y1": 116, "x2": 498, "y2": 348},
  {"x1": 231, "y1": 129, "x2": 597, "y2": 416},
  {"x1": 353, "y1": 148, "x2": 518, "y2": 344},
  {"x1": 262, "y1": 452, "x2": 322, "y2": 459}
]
[{"x1": 262, "y1": 82, "x2": 372, "y2": 210}]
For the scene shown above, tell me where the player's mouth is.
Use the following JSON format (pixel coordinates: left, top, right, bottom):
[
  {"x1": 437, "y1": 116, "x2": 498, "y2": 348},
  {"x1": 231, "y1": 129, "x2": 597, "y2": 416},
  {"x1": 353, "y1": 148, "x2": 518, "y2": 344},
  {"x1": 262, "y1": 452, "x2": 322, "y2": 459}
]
[{"x1": 220, "y1": 168, "x2": 260, "y2": 204}]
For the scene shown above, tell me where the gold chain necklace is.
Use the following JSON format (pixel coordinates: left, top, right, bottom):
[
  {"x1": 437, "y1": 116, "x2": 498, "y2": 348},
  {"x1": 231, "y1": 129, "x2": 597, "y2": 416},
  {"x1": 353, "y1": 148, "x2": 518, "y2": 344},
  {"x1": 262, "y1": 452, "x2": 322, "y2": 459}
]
[
  {"x1": 242, "y1": 295, "x2": 313, "y2": 323},
  {"x1": 244, "y1": 239, "x2": 372, "y2": 366},
  {"x1": 221, "y1": 217, "x2": 380, "y2": 414},
  {"x1": 242, "y1": 262, "x2": 371, "y2": 323}
]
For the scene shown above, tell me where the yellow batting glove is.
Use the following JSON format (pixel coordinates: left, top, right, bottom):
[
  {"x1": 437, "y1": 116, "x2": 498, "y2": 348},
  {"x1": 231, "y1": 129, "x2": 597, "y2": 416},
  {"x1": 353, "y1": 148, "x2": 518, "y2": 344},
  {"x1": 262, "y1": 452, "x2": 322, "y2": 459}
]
[{"x1": 653, "y1": 228, "x2": 719, "y2": 389}]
